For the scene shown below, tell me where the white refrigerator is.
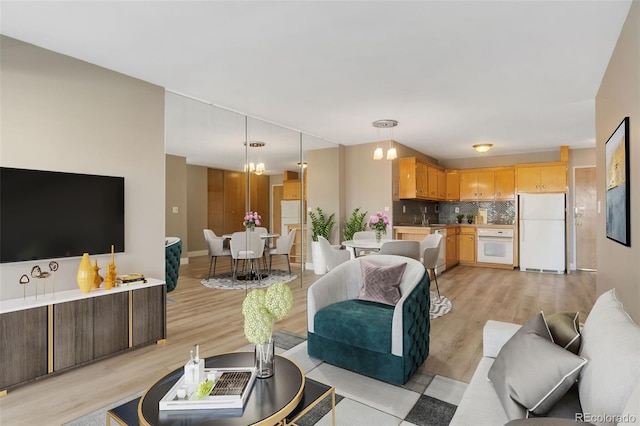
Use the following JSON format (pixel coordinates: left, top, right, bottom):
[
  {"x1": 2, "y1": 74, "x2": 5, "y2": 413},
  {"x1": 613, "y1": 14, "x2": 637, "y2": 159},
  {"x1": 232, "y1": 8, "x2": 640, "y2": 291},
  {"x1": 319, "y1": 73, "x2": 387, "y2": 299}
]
[
  {"x1": 518, "y1": 193, "x2": 566, "y2": 274},
  {"x1": 281, "y1": 200, "x2": 301, "y2": 235}
]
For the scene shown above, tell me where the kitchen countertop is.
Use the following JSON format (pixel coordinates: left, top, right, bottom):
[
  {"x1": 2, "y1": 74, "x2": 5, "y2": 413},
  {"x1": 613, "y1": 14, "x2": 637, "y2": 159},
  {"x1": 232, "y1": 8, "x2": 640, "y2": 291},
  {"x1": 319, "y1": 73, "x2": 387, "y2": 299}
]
[{"x1": 394, "y1": 223, "x2": 515, "y2": 229}]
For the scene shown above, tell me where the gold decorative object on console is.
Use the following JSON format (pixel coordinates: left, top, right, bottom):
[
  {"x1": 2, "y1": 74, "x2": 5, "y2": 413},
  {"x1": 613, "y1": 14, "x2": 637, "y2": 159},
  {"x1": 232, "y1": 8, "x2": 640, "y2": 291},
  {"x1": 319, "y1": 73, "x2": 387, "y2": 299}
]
[
  {"x1": 77, "y1": 253, "x2": 95, "y2": 294},
  {"x1": 104, "y1": 245, "x2": 117, "y2": 290},
  {"x1": 31, "y1": 265, "x2": 42, "y2": 299},
  {"x1": 93, "y1": 260, "x2": 104, "y2": 289}
]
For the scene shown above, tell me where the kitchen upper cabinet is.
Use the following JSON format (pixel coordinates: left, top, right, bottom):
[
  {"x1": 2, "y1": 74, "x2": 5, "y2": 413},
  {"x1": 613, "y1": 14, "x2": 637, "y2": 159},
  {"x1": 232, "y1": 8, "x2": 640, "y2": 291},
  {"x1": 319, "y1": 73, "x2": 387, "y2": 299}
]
[
  {"x1": 516, "y1": 163, "x2": 567, "y2": 193},
  {"x1": 494, "y1": 168, "x2": 515, "y2": 200},
  {"x1": 283, "y1": 179, "x2": 305, "y2": 200},
  {"x1": 445, "y1": 170, "x2": 460, "y2": 201},
  {"x1": 427, "y1": 165, "x2": 439, "y2": 200},
  {"x1": 399, "y1": 157, "x2": 430, "y2": 200},
  {"x1": 460, "y1": 170, "x2": 495, "y2": 201},
  {"x1": 437, "y1": 169, "x2": 447, "y2": 200}
]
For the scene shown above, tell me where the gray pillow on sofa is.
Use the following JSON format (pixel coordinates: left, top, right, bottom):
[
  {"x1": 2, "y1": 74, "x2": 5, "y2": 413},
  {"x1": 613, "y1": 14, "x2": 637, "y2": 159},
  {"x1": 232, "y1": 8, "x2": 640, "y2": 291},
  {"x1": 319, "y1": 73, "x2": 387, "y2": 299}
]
[
  {"x1": 488, "y1": 312, "x2": 588, "y2": 420},
  {"x1": 546, "y1": 311, "x2": 581, "y2": 354}
]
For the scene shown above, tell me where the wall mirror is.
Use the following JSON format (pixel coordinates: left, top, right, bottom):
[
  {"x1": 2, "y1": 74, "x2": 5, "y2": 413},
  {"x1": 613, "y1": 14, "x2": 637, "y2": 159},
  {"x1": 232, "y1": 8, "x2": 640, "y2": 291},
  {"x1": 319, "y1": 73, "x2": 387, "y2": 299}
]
[{"x1": 165, "y1": 91, "x2": 338, "y2": 287}]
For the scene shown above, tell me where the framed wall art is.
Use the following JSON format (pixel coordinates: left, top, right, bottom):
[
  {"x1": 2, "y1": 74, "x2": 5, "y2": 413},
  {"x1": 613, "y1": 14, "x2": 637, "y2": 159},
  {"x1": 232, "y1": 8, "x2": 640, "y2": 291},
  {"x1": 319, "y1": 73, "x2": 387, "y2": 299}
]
[{"x1": 605, "y1": 116, "x2": 630, "y2": 246}]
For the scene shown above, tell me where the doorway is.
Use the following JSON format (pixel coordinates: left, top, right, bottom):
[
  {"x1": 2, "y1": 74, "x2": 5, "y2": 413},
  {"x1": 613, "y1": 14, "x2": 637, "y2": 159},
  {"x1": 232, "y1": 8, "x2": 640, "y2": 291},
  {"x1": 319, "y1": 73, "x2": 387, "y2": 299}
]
[{"x1": 574, "y1": 166, "x2": 597, "y2": 271}]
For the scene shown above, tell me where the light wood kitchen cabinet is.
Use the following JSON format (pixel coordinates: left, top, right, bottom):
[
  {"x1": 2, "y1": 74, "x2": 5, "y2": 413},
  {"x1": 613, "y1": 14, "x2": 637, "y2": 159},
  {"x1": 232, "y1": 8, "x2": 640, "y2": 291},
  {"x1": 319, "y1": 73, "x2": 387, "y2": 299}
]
[
  {"x1": 437, "y1": 169, "x2": 446, "y2": 200},
  {"x1": 516, "y1": 163, "x2": 567, "y2": 193},
  {"x1": 494, "y1": 168, "x2": 515, "y2": 200},
  {"x1": 399, "y1": 157, "x2": 429, "y2": 199},
  {"x1": 218, "y1": 170, "x2": 270, "y2": 234},
  {"x1": 458, "y1": 226, "x2": 476, "y2": 264},
  {"x1": 445, "y1": 170, "x2": 460, "y2": 201},
  {"x1": 427, "y1": 165, "x2": 439, "y2": 199},
  {"x1": 445, "y1": 227, "x2": 459, "y2": 268},
  {"x1": 283, "y1": 179, "x2": 304, "y2": 200},
  {"x1": 460, "y1": 170, "x2": 495, "y2": 201}
]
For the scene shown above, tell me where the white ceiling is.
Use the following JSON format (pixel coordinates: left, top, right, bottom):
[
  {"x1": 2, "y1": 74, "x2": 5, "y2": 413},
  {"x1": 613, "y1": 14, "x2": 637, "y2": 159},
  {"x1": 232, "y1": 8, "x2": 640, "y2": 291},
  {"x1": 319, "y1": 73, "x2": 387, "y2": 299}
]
[{"x1": 1, "y1": 1, "x2": 632, "y2": 171}]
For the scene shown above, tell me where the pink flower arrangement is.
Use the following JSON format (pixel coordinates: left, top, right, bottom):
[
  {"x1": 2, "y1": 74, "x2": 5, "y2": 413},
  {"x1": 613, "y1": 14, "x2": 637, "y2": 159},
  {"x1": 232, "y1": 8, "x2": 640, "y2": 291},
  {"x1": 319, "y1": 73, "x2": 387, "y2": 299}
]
[
  {"x1": 244, "y1": 211, "x2": 261, "y2": 229},
  {"x1": 367, "y1": 212, "x2": 390, "y2": 234}
]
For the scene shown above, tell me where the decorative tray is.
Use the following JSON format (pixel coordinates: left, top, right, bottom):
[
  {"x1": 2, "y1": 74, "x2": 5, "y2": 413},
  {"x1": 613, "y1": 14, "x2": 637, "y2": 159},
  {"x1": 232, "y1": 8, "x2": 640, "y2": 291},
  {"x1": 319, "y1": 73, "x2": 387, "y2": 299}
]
[{"x1": 159, "y1": 367, "x2": 257, "y2": 411}]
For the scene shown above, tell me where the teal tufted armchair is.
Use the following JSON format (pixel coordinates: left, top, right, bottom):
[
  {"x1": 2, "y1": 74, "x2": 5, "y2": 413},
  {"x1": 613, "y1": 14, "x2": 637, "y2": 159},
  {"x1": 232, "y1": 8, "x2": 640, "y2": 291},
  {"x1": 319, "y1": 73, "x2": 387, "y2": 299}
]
[
  {"x1": 165, "y1": 237, "x2": 182, "y2": 293},
  {"x1": 307, "y1": 255, "x2": 430, "y2": 385}
]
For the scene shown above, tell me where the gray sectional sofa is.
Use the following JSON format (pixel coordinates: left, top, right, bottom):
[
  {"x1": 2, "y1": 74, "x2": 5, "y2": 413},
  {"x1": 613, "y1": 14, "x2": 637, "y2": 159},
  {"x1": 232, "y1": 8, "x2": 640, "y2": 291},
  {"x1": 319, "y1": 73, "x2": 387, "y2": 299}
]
[{"x1": 450, "y1": 289, "x2": 640, "y2": 426}]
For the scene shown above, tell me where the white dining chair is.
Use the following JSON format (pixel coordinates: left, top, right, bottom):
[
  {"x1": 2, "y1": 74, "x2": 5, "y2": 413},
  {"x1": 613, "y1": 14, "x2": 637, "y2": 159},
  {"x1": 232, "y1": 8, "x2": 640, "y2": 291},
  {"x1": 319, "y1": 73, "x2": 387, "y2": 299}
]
[
  {"x1": 254, "y1": 226, "x2": 269, "y2": 267},
  {"x1": 230, "y1": 231, "x2": 265, "y2": 285},
  {"x1": 203, "y1": 229, "x2": 232, "y2": 280},
  {"x1": 268, "y1": 229, "x2": 296, "y2": 274},
  {"x1": 376, "y1": 240, "x2": 421, "y2": 261},
  {"x1": 318, "y1": 236, "x2": 350, "y2": 272},
  {"x1": 422, "y1": 233, "x2": 444, "y2": 301}
]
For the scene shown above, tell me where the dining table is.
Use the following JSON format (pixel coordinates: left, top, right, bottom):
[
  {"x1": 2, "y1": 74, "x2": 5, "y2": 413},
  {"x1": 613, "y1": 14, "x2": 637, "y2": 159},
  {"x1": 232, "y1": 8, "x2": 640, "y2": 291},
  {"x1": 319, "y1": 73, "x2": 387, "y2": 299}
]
[
  {"x1": 222, "y1": 232, "x2": 280, "y2": 280},
  {"x1": 341, "y1": 238, "x2": 397, "y2": 259}
]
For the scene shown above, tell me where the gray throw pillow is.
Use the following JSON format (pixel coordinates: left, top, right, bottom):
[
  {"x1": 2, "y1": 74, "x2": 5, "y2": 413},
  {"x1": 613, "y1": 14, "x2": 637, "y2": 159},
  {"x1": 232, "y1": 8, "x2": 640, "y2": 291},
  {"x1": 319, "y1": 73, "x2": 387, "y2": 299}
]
[
  {"x1": 357, "y1": 260, "x2": 407, "y2": 306},
  {"x1": 546, "y1": 311, "x2": 581, "y2": 354},
  {"x1": 488, "y1": 312, "x2": 588, "y2": 420}
]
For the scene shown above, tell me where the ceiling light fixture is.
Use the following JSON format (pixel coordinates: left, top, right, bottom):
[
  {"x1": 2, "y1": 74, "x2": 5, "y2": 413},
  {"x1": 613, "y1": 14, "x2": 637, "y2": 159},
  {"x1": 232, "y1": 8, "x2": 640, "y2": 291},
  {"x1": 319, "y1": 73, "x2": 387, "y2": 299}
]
[
  {"x1": 372, "y1": 119, "x2": 398, "y2": 160},
  {"x1": 245, "y1": 141, "x2": 266, "y2": 175},
  {"x1": 473, "y1": 143, "x2": 493, "y2": 153}
]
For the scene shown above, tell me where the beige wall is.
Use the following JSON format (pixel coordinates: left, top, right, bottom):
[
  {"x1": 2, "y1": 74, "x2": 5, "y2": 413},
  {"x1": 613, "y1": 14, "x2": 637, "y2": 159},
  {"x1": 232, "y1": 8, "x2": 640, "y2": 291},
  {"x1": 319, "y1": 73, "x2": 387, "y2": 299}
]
[
  {"x1": 166, "y1": 155, "x2": 188, "y2": 256},
  {"x1": 595, "y1": 1, "x2": 639, "y2": 322},
  {"x1": 0, "y1": 36, "x2": 165, "y2": 300}
]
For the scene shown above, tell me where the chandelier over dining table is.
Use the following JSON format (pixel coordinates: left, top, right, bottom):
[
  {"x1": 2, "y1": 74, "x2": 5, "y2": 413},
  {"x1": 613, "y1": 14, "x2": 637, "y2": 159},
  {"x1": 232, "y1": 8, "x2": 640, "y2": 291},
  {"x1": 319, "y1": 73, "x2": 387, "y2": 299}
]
[
  {"x1": 372, "y1": 119, "x2": 398, "y2": 160},
  {"x1": 244, "y1": 141, "x2": 266, "y2": 175}
]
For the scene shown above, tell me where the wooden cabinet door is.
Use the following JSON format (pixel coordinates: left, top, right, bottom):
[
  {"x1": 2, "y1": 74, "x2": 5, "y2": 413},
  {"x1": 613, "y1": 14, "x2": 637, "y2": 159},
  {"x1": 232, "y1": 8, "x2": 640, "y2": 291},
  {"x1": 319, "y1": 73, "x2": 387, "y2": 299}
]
[
  {"x1": 93, "y1": 292, "x2": 128, "y2": 359},
  {"x1": 494, "y1": 169, "x2": 515, "y2": 200},
  {"x1": 399, "y1": 158, "x2": 418, "y2": 199},
  {"x1": 540, "y1": 164, "x2": 567, "y2": 192},
  {"x1": 132, "y1": 286, "x2": 166, "y2": 347},
  {"x1": 427, "y1": 165, "x2": 439, "y2": 199},
  {"x1": 477, "y1": 170, "x2": 495, "y2": 200},
  {"x1": 437, "y1": 169, "x2": 446, "y2": 200},
  {"x1": 458, "y1": 228, "x2": 476, "y2": 263},
  {"x1": 416, "y1": 161, "x2": 429, "y2": 199},
  {"x1": 0, "y1": 307, "x2": 48, "y2": 390},
  {"x1": 516, "y1": 166, "x2": 541, "y2": 193},
  {"x1": 54, "y1": 299, "x2": 94, "y2": 371},
  {"x1": 224, "y1": 171, "x2": 246, "y2": 234},
  {"x1": 445, "y1": 232, "x2": 458, "y2": 268},
  {"x1": 459, "y1": 171, "x2": 478, "y2": 200},
  {"x1": 283, "y1": 180, "x2": 301, "y2": 200},
  {"x1": 445, "y1": 171, "x2": 460, "y2": 201}
]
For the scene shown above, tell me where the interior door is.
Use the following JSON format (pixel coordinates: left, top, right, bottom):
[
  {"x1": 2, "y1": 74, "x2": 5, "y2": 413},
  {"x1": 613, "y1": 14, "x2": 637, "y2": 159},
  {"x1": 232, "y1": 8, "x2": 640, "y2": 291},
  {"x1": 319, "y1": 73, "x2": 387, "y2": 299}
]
[{"x1": 574, "y1": 166, "x2": 597, "y2": 270}]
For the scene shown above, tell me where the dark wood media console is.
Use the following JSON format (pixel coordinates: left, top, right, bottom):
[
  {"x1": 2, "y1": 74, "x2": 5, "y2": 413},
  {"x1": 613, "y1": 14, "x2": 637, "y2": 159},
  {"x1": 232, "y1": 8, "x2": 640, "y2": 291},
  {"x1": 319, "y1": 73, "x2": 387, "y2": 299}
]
[{"x1": 0, "y1": 280, "x2": 166, "y2": 392}]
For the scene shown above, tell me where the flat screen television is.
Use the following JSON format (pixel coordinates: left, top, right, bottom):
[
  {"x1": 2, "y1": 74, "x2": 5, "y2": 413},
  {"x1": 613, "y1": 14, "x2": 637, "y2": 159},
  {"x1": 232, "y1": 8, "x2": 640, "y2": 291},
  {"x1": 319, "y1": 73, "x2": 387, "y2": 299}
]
[{"x1": 0, "y1": 167, "x2": 125, "y2": 263}]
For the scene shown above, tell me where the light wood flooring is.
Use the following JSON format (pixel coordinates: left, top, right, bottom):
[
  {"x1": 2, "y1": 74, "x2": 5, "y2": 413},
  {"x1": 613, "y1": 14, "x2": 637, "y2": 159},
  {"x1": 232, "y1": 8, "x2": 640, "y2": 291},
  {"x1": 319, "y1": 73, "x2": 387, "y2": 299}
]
[{"x1": 0, "y1": 256, "x2": 596, "y2": 425}]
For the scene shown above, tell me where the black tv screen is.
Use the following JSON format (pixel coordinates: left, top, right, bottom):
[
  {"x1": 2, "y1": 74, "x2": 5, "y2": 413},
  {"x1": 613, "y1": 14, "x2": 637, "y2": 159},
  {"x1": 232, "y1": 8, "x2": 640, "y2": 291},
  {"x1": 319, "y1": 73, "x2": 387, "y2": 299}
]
[{"x1": 0, "y1": 167, "x2": 124, "y2": 263}]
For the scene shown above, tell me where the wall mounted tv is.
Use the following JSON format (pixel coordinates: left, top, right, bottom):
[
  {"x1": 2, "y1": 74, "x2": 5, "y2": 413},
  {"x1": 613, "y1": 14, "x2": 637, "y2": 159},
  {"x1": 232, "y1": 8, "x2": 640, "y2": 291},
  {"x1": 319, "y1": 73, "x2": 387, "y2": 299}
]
[{"x1": 0, "y1": 167, "x2": 125, "y2": 263}]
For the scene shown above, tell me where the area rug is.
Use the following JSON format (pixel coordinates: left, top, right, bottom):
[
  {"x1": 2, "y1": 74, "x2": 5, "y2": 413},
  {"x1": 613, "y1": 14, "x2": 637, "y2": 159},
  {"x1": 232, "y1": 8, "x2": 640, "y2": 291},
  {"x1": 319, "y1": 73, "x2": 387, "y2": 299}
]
[
  {"x1": 200, "y1": 269, "x2": 297, "y2": 290},
  {"x1": 67, "y1": 332, "x2": 462, "y2": 426},
  {"x1": 430, "y1": 291, "x2": 453, "y2": 319}
]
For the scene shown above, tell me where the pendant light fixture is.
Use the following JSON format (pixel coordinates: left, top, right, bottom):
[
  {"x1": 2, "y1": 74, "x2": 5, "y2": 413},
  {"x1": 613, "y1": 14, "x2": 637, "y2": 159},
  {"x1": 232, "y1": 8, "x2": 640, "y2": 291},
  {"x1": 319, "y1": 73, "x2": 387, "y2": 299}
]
[
  {"x1": 372, "y1": 119, "x2": 398, "y2": 160},
  {"x1": 245, "y1": 141, "x2": 266, "y2": 175}
]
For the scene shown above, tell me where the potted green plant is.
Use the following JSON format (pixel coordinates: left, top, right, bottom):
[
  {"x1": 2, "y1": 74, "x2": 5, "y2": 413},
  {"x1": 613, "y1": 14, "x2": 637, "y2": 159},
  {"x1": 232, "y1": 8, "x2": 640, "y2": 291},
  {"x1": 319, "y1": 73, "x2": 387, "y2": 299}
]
[
  {"x1": 308, "y1": 207, "x2": 336, "y2": 274},
  {"x1": 343, "y1": 207, "x2": 368, "y2": 241},
  {"x1": 466, "y1": 214, "x2": 474, "y2": 224},
  {"x1": 456, "y1": 214, "x2": 465, "y2": 224}
]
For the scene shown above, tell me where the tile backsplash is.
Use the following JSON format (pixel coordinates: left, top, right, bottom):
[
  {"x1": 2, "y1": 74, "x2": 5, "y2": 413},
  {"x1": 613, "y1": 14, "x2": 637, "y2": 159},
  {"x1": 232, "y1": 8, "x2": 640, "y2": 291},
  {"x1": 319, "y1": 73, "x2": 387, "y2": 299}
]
[{"x1": 393, "y1": 200, "x2": 515, "y2": 225}]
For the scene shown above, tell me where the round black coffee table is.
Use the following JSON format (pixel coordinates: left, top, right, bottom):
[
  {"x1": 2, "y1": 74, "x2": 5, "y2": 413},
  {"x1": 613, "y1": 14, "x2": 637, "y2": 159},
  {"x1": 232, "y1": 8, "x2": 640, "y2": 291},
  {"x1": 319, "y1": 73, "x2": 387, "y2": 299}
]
[{"x1": 138, "y1": 352, "x2": 304, "y2": 425}]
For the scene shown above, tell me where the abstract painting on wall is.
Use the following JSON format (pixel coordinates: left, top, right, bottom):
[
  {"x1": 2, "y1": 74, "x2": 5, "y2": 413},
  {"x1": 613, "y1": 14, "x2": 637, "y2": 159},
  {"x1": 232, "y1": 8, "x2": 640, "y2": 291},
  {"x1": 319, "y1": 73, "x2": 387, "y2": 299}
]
[{"x1": 605, "y1": 117, "x2": 630, "y2": 246}]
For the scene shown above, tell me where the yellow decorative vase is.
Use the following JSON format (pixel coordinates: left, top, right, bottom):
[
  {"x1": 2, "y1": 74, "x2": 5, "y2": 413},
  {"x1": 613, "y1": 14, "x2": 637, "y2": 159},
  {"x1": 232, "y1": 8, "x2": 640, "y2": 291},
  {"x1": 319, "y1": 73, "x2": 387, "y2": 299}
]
[{"x1": 77, "y1": 253, "x2": 95, "y2": 294}]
